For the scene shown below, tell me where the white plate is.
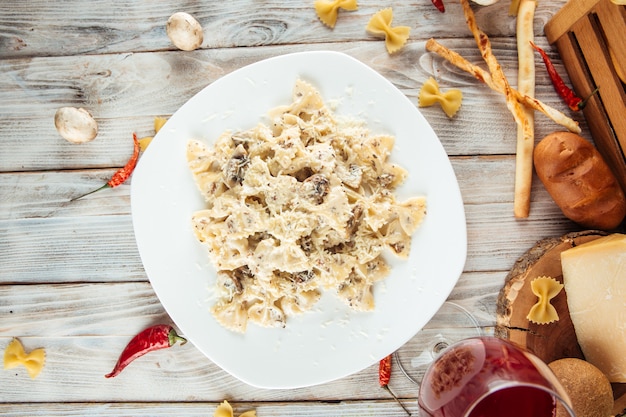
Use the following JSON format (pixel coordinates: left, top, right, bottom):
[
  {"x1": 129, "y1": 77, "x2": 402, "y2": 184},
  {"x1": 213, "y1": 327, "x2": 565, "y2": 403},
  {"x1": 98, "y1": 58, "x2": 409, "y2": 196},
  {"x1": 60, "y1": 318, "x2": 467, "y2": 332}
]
[{"x1": 131, "y1": 51, "x2": 466, "y2": 389}]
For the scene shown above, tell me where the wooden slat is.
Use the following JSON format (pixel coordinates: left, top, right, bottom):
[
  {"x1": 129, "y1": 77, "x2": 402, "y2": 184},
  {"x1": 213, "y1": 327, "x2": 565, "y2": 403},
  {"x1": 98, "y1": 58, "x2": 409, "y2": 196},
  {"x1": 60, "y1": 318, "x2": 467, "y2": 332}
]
[
  {"x1": 0, "y1": 215, "x2": 146, "y2": 283},
  {"x1": 554, "y1": 34, "x2": 611, "y2": 140},
  {"x1": 545, "y1": 0, "x2": 601, "y2": 42},
  {"x1": 0, "y1": 0, "x2": 562, "y2": 59},
  {"x1": 596, "y1": 0, "x2": 626, "y2": 80},
  {"x1": 575, "y1": 15, "x2": 626, "y2": 152},
  {"x1": 1, "y1": 401, "x2": 419, "y2": 417}
]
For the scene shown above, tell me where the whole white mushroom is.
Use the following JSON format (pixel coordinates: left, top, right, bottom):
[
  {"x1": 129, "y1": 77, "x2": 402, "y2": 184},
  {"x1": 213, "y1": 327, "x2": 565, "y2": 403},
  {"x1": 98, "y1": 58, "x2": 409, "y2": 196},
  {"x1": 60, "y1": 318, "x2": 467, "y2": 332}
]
[
  {"x1": 54, "y1": 107, "x2": 98, "y2": 144},
  {"x1": 166, "y1": 12, "x2": 204, "y2": 51},
  {"x1": 471, "y1": 0, "x2": 501, "y2": 4}
]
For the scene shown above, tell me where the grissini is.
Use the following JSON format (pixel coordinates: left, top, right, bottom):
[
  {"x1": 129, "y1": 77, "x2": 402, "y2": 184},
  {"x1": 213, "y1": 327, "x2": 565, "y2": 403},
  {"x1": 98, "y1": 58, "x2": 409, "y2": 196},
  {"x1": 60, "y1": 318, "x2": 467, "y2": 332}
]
[{"x1": 534, "y1": 131, "x2": 626, "y2": 230}]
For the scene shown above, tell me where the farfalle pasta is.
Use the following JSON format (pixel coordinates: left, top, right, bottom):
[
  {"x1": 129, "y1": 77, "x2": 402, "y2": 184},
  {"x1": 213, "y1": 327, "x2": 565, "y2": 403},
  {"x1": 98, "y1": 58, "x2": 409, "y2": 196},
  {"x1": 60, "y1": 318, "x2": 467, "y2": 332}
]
[
  {"x1": 187, "y1": 79, "x2": 426, "y2": 333},
  {"x1": 418, "y1": 77, "x2": 463, "y2": 118},
  {"x1": 527, "y1": 276, "x2": 563, "y2": 325},
  {"x1": 3, "y1": 338, "x2": 46, "y2": 379},
  {"x1": 314, "y1": 0, "x2": 358, "y2": 28},
  {"x1": 214, "y1": 401, "x2": 256, "y2": 417},
  {"x1": 366, "y1": 8, "x2": 410, "y2": 54}
]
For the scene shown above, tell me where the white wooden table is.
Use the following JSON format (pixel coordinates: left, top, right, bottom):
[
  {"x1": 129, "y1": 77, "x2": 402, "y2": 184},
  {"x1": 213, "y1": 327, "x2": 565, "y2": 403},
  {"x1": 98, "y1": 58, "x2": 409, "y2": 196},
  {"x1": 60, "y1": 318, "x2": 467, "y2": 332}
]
[{"x1": 1, "y1": 0, "x2": 611, "y2": 415}]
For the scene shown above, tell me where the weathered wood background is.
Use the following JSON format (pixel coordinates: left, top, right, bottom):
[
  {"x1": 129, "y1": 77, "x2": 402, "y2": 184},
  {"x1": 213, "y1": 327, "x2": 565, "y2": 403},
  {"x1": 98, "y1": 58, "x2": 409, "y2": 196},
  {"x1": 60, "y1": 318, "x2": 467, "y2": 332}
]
[{"x1": 1, "y1": 0, "x2": 608, "y2": 415}]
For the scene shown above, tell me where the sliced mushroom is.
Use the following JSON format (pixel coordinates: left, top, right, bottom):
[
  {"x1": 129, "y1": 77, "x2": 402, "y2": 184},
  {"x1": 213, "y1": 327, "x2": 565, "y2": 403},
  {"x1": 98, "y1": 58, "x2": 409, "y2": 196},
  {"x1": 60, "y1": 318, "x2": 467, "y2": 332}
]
[
  {"x1": 222, "y1": 144, "x2": 249, "y2": 188},
  {"x1": 346, "y1": 203, "x2": 364, "y2": 236},
  {"x1": 293, "y1": 270, "x2": 315, "y2": 284},
  {"x1": 300, "y1": 174, "x2": 330, "y2": 204}
]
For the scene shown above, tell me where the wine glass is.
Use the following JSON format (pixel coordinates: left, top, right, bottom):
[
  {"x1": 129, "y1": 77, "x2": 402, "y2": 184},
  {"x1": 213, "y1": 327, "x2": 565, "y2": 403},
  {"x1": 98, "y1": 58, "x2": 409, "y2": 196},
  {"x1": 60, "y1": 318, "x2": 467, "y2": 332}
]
[
  {"x1": 417, "y1": 336, "x2": 576, "y2": 417},
  {"x1": 393, "y1": 301, "x2": 483, "y2": 384}
]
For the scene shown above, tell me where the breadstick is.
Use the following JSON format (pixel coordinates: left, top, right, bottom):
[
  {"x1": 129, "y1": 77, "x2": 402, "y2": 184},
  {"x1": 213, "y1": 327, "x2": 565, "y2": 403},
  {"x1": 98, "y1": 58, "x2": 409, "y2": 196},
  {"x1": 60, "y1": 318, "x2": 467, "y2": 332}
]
[
  {"x1": 460, "y1": 0, "x2": 531, "y2": 141},
  {"x1": 513, "y1": 0, "x2": 537, "y2": 218},
  {"x1": 424, "y1": 38, "x2": 580, "y2": 134}
]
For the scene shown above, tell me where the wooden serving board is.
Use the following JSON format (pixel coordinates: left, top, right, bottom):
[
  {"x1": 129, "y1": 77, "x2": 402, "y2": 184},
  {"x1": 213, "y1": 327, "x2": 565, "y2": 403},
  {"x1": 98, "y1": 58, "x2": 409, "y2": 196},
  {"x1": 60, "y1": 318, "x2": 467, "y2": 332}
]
[
  {"x1": 495, "y1": 230, "x2": 626, "y2": 404},
  {"x1": 495, "y1": 230, "x2": 607, "y2": 362},
  {"x1": 544, "y1": 0, "x2": 626, "y2": 194}
]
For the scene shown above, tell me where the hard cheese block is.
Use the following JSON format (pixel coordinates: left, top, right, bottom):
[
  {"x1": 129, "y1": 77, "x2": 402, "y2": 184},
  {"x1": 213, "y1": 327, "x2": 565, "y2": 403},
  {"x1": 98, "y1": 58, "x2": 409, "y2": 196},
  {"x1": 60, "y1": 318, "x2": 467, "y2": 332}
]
[{"x1": 561, "y1": 233, "x2": 626, "y2": 382}]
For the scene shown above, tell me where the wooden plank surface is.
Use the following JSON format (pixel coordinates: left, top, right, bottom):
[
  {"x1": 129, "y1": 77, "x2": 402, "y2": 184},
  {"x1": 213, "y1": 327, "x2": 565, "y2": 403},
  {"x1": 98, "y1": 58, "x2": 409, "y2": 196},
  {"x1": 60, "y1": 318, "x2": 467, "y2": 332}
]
[
  {"x1": 0, "y1": 39, "x2": 586, "y2": 172},
  {"x1": 0, "y1": 0, "x2": 560, "y2": 58},
  {"x1": 3, "y1": 0, "x2": 606, "y2": 415}
]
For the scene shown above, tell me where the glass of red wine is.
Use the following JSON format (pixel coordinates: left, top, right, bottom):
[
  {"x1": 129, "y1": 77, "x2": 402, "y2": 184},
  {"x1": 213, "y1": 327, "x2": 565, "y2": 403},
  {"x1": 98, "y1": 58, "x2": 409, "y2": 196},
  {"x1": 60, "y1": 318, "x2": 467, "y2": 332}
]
[
  {"x1": 417, "y1": 336, "x2": 576, "y2": 417},
  {"x1": 394, "y1": 301, "x2": 483, "y2": 384}
]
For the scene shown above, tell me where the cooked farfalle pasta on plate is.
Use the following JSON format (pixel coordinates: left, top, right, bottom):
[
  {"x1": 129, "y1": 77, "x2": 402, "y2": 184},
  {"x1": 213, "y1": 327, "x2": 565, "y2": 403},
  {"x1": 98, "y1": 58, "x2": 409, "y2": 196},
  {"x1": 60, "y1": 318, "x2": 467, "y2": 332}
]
[{"x1": 187, "y1": 79, "x2": 426, "y2": 332}]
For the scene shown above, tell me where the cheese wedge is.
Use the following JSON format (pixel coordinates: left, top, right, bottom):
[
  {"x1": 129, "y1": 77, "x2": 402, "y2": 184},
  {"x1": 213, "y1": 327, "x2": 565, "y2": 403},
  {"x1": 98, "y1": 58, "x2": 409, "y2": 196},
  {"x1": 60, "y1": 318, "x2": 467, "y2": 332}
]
[{"x1": 560, "y1": 233, "x2": 626, "y2": 382}]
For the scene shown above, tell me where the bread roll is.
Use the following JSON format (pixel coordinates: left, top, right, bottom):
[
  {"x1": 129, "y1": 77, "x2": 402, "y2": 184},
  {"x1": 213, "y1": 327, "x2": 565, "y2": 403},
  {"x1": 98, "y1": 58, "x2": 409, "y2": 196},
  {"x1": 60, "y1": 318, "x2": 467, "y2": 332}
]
[
  {"x1": 548, "y1": 358, "x2": 613, "y2": 417},
  {"x1": 534, "y1": 131, "x2": 626, "y2": 230}
]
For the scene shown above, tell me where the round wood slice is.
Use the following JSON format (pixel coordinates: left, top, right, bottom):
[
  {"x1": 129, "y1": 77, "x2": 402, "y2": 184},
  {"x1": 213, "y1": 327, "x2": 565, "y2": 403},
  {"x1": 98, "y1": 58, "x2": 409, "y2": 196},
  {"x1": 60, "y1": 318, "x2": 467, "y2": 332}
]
[
  {"x1": 495, "y1": 230, "x2": 608, "y2": 363},
  {"x1": 496, "y1": 230, "x2": 626, "y2": 401}
]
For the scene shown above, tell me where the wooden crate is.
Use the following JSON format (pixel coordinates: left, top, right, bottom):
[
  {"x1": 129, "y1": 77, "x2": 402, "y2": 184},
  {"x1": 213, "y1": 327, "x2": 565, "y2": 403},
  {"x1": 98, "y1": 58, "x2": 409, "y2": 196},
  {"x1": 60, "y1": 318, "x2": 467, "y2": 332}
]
[{"x1": 545, "y1": 0, "x2": 626, "y2": 193}]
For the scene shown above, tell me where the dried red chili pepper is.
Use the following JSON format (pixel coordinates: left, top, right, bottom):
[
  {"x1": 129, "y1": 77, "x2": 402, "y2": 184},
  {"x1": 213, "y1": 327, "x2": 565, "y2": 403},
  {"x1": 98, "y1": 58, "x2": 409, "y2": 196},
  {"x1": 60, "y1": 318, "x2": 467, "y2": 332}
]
[
  {"x1": 71, "y1": 132, "x2": 140, "y2": 201},
  {"x1": 431, "y1": 0, "x2": 445, "y2": 12},
  {"x1": 105, "y1": 324, "x2": 186, "y2": 378},
  {"x1": 530, "y1": 41, "x2": 598, "y2": 112},
  {"x1": 379, "y1": 354, "x2": 412, "y2": 416}
]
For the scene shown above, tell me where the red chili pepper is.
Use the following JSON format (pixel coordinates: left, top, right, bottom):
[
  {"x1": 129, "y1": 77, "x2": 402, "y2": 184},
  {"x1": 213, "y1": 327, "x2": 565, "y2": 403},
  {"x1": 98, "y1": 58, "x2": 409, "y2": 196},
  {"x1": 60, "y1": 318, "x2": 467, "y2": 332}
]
[
  {"x1": 431, "y1": 0, "x2": 445, "y2": 12},
  {"x1": 530, "y1": 41, "x2": 598, "y2": 112},
  {"x1": 105, "y1": 324, "x2": 186, "y2": 378},
  {"x1": 379, "y1": 354, "x2": 393, "y2": 386},
  {"x1": 379, "y1": 355, "x2": 411, "y2": 416},
  {"x1": 71, "y1": 132, "x2": 140, "y2": 201}
]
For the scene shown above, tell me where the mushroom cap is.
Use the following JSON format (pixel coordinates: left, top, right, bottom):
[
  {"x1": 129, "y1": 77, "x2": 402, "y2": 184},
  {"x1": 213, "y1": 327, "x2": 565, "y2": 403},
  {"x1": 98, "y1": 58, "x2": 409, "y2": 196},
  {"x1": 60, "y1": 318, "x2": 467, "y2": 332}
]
[
  {"x1": 54, "y1": 107, "x2": 98, "y2": 143},
  {"x1": 166, "y1": 12, "x2": 204, "y2": 51}
]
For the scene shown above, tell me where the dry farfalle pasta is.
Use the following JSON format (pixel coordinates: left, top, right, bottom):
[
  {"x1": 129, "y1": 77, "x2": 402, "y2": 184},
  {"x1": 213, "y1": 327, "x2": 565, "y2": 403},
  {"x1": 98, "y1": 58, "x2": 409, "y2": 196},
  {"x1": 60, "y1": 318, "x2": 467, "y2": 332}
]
[
  {"x1": 188, "y1": 79, "x2": 426, "y2": 333},
  {"x1": 3, "y1": 338, "x2": 46, "y2": 379},
  {"x1": 527, "y1": 276, "x2": 563, "y2": 325},
  {"x1": 214, "y1": 400, "x2": 256, "y2": 417},
  {"x1": 419, "y1": 77, "x2": 463, "y2": 118},
  {"x1": 366, "y1": 8, "x2": 410, "y2": 54},
  {"x1": 314, "y1": 0, "x2": 358, "y2": 28}
]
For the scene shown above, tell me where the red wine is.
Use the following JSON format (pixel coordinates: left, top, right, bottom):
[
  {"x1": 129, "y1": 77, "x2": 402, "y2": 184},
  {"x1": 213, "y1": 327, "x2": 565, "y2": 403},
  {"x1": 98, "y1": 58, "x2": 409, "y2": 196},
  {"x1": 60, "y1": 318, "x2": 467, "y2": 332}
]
[
  {"x1": 467, "y1": 386, "x2": 556, "y2": 417},
  {"x1": 418, "y1": 337, "x2": 568, "y2": 417}
]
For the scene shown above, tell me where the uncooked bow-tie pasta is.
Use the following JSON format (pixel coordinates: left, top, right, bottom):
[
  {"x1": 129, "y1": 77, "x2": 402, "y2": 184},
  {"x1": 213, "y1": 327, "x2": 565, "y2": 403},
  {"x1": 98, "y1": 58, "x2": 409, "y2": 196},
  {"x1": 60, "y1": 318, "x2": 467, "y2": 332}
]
[
  {"x1": 526, "y1": 276, "x2": 563, "y2": 325},
  {"x1": 3, "y1": 338, "x2": 46, "y2": 379},
  {"x1": 315, "y1": 0, "x2": 358, "y2": 28},
  {"x1": 187, "y1": 79, "x2": 426, "y2": 333},
  {"x1": 366, "y1": 8, "x2": 410, "y2": 54},
  {"x1": 418, "y1": 77, "x2": 463, "y2": 118}
]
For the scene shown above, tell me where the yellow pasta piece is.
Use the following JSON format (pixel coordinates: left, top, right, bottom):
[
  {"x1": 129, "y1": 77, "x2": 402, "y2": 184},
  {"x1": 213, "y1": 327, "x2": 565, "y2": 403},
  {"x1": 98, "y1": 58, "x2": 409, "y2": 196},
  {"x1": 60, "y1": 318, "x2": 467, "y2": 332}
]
[
  {"x1": 138, "y1": 136, "x2": 153, "y2": 151},
  {"x1": 418, "y1": 77, "x2": 463, "y2": 118},
  {"x1": 154, "y1": 116, "x2": 167, "y2": 133},
  {"x1": 314, "y1": 0, "x2": 358, "y2": 29},
  {"x1": 3, "y1": 338, "x2": 46, "y2": 379},
  {"x1": 138, "y1": 116, "x2": 168, "y2": 151},
  {"x1": 366, "y1": 8, "x2": 410, "y2": 54},
  {"x1": 526, "y1": 276, "x2": 563, "y2": 325},
  {"x1": 214, "y1": 400, "x2": 257, "y2": 417}
]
